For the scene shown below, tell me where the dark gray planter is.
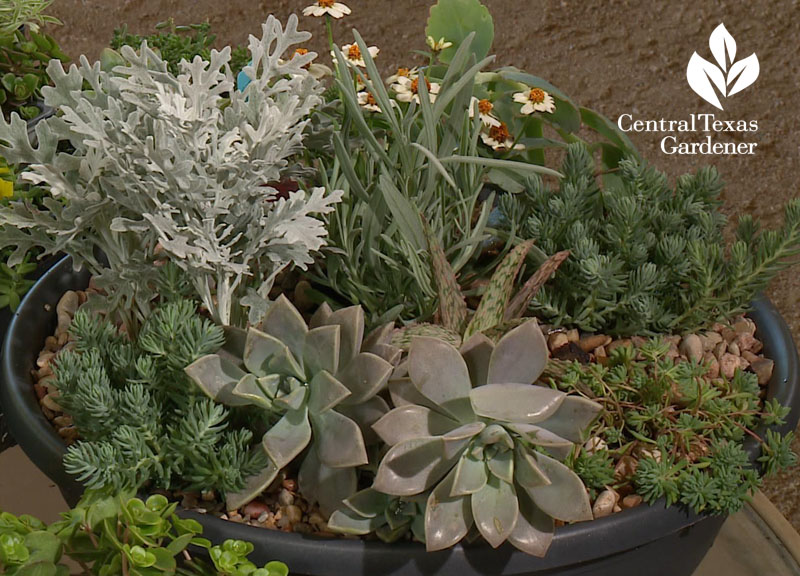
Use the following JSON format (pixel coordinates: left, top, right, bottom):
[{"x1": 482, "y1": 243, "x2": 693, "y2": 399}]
[{"x1": 2, "y1": 256, "x2": 799, "y2": 576}]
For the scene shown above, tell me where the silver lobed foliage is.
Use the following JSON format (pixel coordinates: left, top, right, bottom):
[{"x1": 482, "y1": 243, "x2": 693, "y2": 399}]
[{"x1": 0, "y1": 14, "x2": 342, "y2": 328}]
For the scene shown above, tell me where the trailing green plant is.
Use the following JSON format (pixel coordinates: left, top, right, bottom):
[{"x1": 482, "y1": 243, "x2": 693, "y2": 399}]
[
  {"x1": 551, "y1": 340, "x2": 797, "y2": 515},
  {"x1": 0, "y1": 14, "x2": 341, "y2": 333},
  {"x1": 497, "y1": 142, "x2": 800, "y2": 335},
  {"x1": 185, "y1": 295, "x2": 401, "y2": 513},
  {"x1": 0, "y1": 492, "x2": 288, "y2": 576},
  {"x1": 57, "y1": 297, "x2": 267, "y2": 497},
  {"x1": 0, "y1": 0, "x2": 66, "y2": 118},
  {"x1": 109, "y1": 20, "x2": 250, "y2": 77},
  {"x1": 330, "y1": 320, "x2": 601, "y2": 556}
]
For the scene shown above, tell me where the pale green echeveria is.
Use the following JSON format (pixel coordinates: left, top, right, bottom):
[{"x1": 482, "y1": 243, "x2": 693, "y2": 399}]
[
  {"x1": 371, "y1": 319, "x2": 601, "y2": 556},
  {"x1": 327, "y1": 488, "x2": 427, "y2": 544},
  {"x1": 185, "y1": 295, "x2": 400, "y2": 512}
]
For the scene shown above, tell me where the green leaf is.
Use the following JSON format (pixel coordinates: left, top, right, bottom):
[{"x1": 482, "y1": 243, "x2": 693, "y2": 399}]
[
  {"x1": 471, "y1": 476, "x2": 518, "y2": 548},
  {"x1": 464, "y1": 240, "x2": 535, "y2": 339},
  {"x1": 424, "y1": 218, "x2": 467, "y2": 334},
  {"x1": 580, "y1": 107, "x2": 639, "y2": 158},
  {"x1": 378, "y1": 172, "x2": 426, "y2": 251},
  {"x1": 523, "y1": 452, "x2": 593, "y2": 522},
  {"x1": 426, "y1": 0, "x2": 494, "y2": 64},
  {"x1": 425, "y1": 467, "x2": 474, "y2": 551}
]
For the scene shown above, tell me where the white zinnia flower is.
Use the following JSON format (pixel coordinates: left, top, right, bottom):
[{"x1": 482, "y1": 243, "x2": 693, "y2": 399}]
[
  {"x1": 357, "y1": 91, "x2": 382, "y2": 112},
  {"x1": 333, "y1": 43, "x2": 379, "y2": 67},
  {"x1": 391, "y1": 74, "x2": 440, "y2": 104},
  {"x1": 480, "y1": 122, "x2": 524, "y2": 152},
  {"x1": 512, "y1": 86, "x2": 556, "y2": 115},
  {"x1": 302, "y1": 0, "x2": 351, "y2": 18},
  {"x1": 469, "y1": 96, "x2": 500, "y2": 127},
  {"x1": 426, "y1": 36, "x2": 453, "y2": 52},
  {"x1": 385, "y1": 66, "x2": 418, "y2": 85}
]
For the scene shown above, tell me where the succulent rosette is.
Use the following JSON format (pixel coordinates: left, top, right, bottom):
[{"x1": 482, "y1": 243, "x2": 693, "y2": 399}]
[
  {"x1": 330, "y1": 320, "x2": 601, "y2": 556},
  {"x1": 185, "y1": 295, "x2": 401, "y2": 513}
]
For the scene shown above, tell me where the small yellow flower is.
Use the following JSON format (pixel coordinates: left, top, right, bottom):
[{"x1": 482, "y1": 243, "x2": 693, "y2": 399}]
[
  {"x1": 391, "y1": 74, "x2": 440, "y2": 104},
  {"x1": 357, "y1": 91, "x2": 382, "y2": 113},
  {"x1": 480, "y1": 122, "x2": 524, "y2": 152},
  {"x1": 426, "y1": 36, "x2": 453, "y2": 52},
  {"x1": 512, "y1": 87, "x2": 556, "y2": 115},
  {"x1": 0, "y1": 180, "x2": 13, "y2": 198},
  {"x1": 302, "y1": 0, "x2": 351, "y2": 18},
  {"x1": 333, "y1": 43, "x2": 380, "y2": 67},
  {"x1": 469, "y1": 97, "x2": 500, "y2": 127}
]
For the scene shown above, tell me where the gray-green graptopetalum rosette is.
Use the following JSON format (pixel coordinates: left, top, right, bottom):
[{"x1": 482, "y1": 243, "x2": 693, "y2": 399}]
[
  {"x1": 185, "y1": 295, "x2": 400, "y2": 513},
  {"x1": 330, "y1": 319, "x2": 600, "y2": 556}
]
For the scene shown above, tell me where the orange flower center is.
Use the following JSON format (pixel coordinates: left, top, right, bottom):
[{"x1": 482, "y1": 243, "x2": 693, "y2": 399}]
[
  {"x1": 478, "y1": 99, "x2": 493, "y2": 114},
  {"x1": 396, "y1": 67, "x2": 410, "y2": 78},
  {"x1": 318, "y1": 0, "x2": 336, "y2": 7},
  {"x1": 366, "y1": 93, "x2": 377, "y2": 106},
  {"x1": 528, "y1": 88, "x2": 545, "y2": 103},
  {"x1": 489, "y1": 122, "x2": 511, "y2": 143},
  {"x1": 294, "y1": 48, "x2": 309, "y2": 56},
  {"x1": 347, "y1": 44, "x2": 361, "y2": 60},
  {"x1": 410, "y1": 77, "x2": 431, "y2": 94}
]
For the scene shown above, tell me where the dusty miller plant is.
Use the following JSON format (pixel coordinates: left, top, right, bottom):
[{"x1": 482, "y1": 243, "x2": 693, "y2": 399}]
[{"x1": 0, "y1": 14, "x2": 342, "y2": 331}]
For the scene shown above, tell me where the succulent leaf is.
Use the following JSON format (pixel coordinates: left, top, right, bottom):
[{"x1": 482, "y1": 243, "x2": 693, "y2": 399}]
[
  {"x1": 470, "y1": 383, "x2": 565, "y2": 424},
  {"x1": 344, "y1": 488, "x2": 389, "y2": 518},
  {"x1": 307, "y1": 371, "x2": 351, "y2": 414},
  {"x1": 184, "y1": 354, "x2": 251, "y2": 406},
  {"x1": 425, "y1": 467, "x2": 474, "y2": 552},
  {"x1": 311, "y1": 409, "x2": 369, "y2": 468},
  {"x1": 506, "y1": 424, "x2": 573, "y2": 461},
  {"x1": 303, "y1": 325, "x2": 341, "y2": 376},
  {"x1": 309, "y1": 301, "x2": 333, "y2": 328},
  {"x1": 441, "y1": 423, "x2": 485, "y2": 459},
  {"x1": 471, "y1": 476, "x2": 519, "y2": 549},
  {"x1": 513, "y1": 446, "x2": 551, "y2": 488},
  {"x1": 231, "y1": 373, "x2": 277, "y2": 409},
  {"x1": 338, "y1": 352, "x2": 393, "y2": 405},
  {"x1": 225, "y1": 458, "x2": 280, "y2": 511},
  {"x1": 244, "y1": 328, "x2": 303, "y2": 380},
  {"x1": 408, "y1": 337, "x2": 474, "y2": 422},
  {"x1": 504, "y1": 250, "x2": 570, "y2": 322},
  {"x1": 388, "y1": 377, "x2": 440, "y2": 412},
  {"x1": 391, "y1": 323, "x2": 462, "y2": 350},
  {"x1": 425, "y1": 217, "x2": 468, "y2": 334},
  {"x1": 373, "y1": 438, "x2": 454, "y2": 496},
  {"x1": 372, "y1": 405, "x2": 460, "y2": 446},
  {"x1": 259, "y1": 294, "x2": 308, "y2": 362},
  {"x1": 459, "y1": 332, "x2": 495, "y2": 388},
  {"x1": 325, "y1": 305, "x2": 365, "y2": 368},
  {"x1": 486, "y1": 320, "x2": 549, "y2": 386},
  {"x1": 523, "y1": 452, "x2": 592, "y2": 522},
  {"x1": 327, "y1": 508, "x2": 383, "y2": 535},
  {"x1": 508, "y1": 490, "x2": 555, "y2": 557},
  {"x1": 451, "y1": 454, "x2": 489, "y2": 496},
  {"x1": 533, "y1": 396, "x2": 602, "y2": 443},
  {"x1": 261, "y1": 407, "x2": 312, "y2": 468},
  {"x1": 487, "y1": 449, "x2": 514, "y2": 483},
  {"x1": 337, "y1": 396, "x2": 391, "y2": 445},
  {"x1": 299, "y1": 449, "x2": 358, "y2": 517}
]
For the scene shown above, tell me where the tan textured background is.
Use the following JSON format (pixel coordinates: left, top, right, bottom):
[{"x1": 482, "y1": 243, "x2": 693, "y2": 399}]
[{"x1": 39, "y1": 0, "x2": 800, "y2": 525}]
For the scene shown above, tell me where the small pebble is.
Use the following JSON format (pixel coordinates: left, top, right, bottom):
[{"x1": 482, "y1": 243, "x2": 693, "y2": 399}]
[
  {"x1": 257, "y1": 511, "x2": 270, "y2": 524},
  {"x1": 578, "y1": 334, "x2": 611, "y2": 353},
  {"x1": 548, "y1": 332, "x2": 569, "y2": 351},
  {"x1": 734, "y1": 318, "x2": 756, "y2": 336},
  {"x1": 703, "y1": 331, "x2": 723, "y2": 349},
  {"x1": 621, "y1": 494, "x2": 643, "y2": 509},
  {"x1": 713, "y1": 341, "x2": 727, "y2": 360},
  {"x1": 56, "y1": 291, "x2": 79, "y2": 317},
  {"x1": 593, "y1": 345, "x2": 607, "y2": 358},
  {"x1": 285, "y1": 505, "x2": 303, "y2": 524},
  {"x1": 41, "y1": 393, "x2": 62, "y2": 412},
  {"x1": 278, "y1": 489, "x2": 295, "y2": 507},
  {"x1": 44, "y1": 336, "x2": 59, "y2": 352},
  {"x1": 727, "y1": 342, "x2": 741, "y2": 357},
  {"x1": 679, "y1": 335, "x2": 703, "y2": 361},
  {"x1": 750, "y1": 358, "x2": 774, "y2": 385},
  {"x1": 584, "y1": 437, "x2": 608, "y2": 454},
  {"x1": 243, "y1": 501, "x2": 270, "y2": 519},
  {"x1": 566, "y1": 329, "x2": 580, "y2": 343},
  {"x1": 606, "y1": 339, "x2": 632, "y2": 353},
  {"x1": 282, "y1": 478, "x2": 298, "y2": 492},
  {"x1": 742, "y1": 351, "x2": 760, "y2": 364},
  {"x1": 735, "y1": 333, "x2": 761, "y2": 353},
  {"x1": 703, "y1": 353, "x2": 720, "y2": 379},
  {"x1": 720, "y1": 353, "x2": 746, "y2": 379},
  {"x1": 592, "y1": 490, "x2": 618, "y2": 519},
  {"x1": 614, "y1": 455, "x2": 638, "y2": 481}
]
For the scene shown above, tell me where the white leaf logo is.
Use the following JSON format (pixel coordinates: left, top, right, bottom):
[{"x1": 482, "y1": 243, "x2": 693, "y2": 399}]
[{"x1": 686, "y1": 23, "x2": 759, "y2": 110}]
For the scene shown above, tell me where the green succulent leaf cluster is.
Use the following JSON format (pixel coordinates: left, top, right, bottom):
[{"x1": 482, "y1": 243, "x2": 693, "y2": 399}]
[
  {"x1": 58, "y1": 300, "x2": 267, "y2": 496},
  {"x1": 498, "y1": 142, "x2": 800, "y2": 335},
  {"x1": 0, "y1": 492, "x2": 288, "y2": 576},
  {"x1": 331, "y1": 320, "x2": 600, "y2": 556},
  {"x1": 553, "y1": 340, "x2": 797, "y2": 516},
  {"x1": 186, "y1": 295, "x2": 401, "y2": 513},
  {"x1": 328, "y1": 490, "x2": 427, "y2": 544}
]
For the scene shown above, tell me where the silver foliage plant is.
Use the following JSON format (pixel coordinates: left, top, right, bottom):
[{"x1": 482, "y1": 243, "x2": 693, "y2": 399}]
[{"x1": 0, "y1": 14, "x2": 342, "y2": 329}]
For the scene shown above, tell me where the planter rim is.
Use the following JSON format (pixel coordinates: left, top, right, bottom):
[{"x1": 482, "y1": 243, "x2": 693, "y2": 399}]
[{"x1": 2, "y1": 256, "x2": 799, "y2": 576}]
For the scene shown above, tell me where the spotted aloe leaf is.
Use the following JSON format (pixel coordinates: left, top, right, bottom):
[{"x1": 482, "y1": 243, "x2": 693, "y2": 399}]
[
  {"x1": 424, "y1": 217, "x2": 467, "y2": 334},
  {"x1": 504, "y1": 250, "x2": 570, "y2": 322},
  {"x1": 463, "y1": 239, "x2": 534, "y2": 339}
]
